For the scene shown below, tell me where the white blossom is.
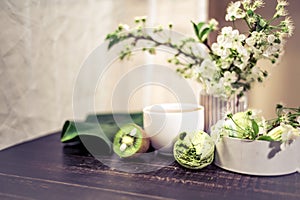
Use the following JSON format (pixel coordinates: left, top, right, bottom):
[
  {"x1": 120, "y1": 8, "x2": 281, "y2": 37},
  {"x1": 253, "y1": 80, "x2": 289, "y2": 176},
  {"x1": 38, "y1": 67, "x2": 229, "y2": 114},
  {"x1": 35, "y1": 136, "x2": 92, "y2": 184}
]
[
  {"x1": 281, "y1": 123, "x2": 300, "y2": 141},
  {"x1": 277, "y1": 0, "x2": 289, "y2": 7},
  {"x1": 246, "y1": 66, "x2": 261, "y2": 82},
  {"x1": 208, "y1": 18, "x2": 219, "y2": 30},
  {"x1": 242, "y1": 0, "x2": 264, "y2": 11},
  {"x1": 190, "y1": 43, "x2": 210, "y2": 59},
  {"x1": 246, "y1": 37, "x2": 256, "y2": 47},
  {"x1": 263, "y1": 44, "x2": 281, "y2": 58},
  {"x1": 275, "y1": 0, "x2": 289, "y2": 17},
  {"x1": 197, "y1": 58, "x2": 218, "y2": 78},
  {"x1": 134, "y1": 16, "x2": 147, "y2": 23},
  {"x1": 258, "y1": 116, "x2": 268, "y2": 135},
  {"x1": 225, "y1": 1, "x2": 246, "y2": 21},
  {"x1": 223, "y1": 71, "x2": 238, "y2": 86},
  {"x1": 210, "y1": 119, "x2": 226, "y2": 143},
  {"x1": 276, "y1": 7, "x2": 288, "y2": 17},
  {"x1": 212, "y1": 43, "x2": 230, "y2": 58},
  {"x1": 118, "y1": 24, "x2": 130, "y2": 31},
  {"x1": 281, "y1": 17, "x2": 295, "y2": 36},
  {"x1": 212, "y1": 27, "x2": 246, "y2": 60},
  {"x1": 220, "y1": 59, "x2": 232, "y2": 69},
  {"x1": 253, "y1": 0, "x2": 265, "y2": 9},
  {"x1": 280, "y1": 123, "x2": 300, "y2": 150},
  {"x1": 241, "y1": 0, "x2": 252, "y2": 9},
  {"x1": 221, "y1": 26, "x2": 234, "y2": 35},
  {"x1": 267, "y1": 34, "x2": 276, "y2": 43}
]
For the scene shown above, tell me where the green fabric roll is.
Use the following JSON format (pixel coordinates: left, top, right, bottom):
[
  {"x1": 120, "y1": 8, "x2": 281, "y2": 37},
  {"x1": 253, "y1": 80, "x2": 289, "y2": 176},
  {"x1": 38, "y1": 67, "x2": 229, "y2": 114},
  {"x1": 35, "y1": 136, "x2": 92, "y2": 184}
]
[{"x1": 61, "y1": 113, "x2": 143, "y2": 154}]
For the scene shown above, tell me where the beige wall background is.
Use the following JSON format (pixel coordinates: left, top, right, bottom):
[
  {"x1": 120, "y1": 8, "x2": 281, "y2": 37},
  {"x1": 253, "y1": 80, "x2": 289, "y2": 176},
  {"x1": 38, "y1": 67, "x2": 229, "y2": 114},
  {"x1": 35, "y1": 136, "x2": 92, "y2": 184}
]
[
  {"x1": 0, "y1": 0, "x2": 207, "y2": 150},
  {"x1": 209, "y1": 0, "x2": 300, "y2": 119}
]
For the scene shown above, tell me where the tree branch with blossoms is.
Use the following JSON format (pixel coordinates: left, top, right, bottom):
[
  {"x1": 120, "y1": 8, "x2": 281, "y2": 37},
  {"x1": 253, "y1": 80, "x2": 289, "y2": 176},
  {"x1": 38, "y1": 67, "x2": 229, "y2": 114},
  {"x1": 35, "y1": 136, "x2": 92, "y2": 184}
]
[{"x1": 105, "y1": 0, "x2": 294, "y2": 101}]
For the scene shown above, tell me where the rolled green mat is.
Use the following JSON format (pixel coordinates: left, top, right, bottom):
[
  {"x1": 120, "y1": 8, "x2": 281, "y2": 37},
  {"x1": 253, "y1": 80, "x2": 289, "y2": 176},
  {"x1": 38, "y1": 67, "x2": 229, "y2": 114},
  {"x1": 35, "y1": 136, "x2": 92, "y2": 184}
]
[
  {"x1": 61, "y1": 121, "x2": 117, "y2": 155},
  {"x1": 85, "y1": 112, "x2": 143, "y2": 126},
  {"x1": 61, "y1": 113, "x2": 143, "y2": 155}
]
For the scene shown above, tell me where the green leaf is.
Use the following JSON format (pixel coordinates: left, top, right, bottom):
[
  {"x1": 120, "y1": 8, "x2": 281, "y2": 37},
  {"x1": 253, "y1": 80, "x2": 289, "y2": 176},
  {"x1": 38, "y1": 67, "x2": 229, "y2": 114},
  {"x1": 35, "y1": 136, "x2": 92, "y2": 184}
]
[
  {"x1": 107, "y1": 36, "x2": 121, "y2": 49},
  {"x1": 251, "y1": 119, "x2": 259, "y2": 136},
  {"x1": 196, "y1": 22, "x2": 206, "y2": 31},
  {"x1": 191, "y1": 21, "x2": 206, "y2": 41},
  {"x1": 179, "y1": 132, "x2": 187, "y2": 140},
  {"x1": 247, "y1": 9, "x2": 254, "y2": 17},
  {"x1": 257, "y1": 135, "x2": 275, "y2": 141},
  {"x1": 199, "y1": 27, "x2": 211, "y2": 42},
  {"x1": 191, "y1": 21, "x2": 200, "y2": 40}
]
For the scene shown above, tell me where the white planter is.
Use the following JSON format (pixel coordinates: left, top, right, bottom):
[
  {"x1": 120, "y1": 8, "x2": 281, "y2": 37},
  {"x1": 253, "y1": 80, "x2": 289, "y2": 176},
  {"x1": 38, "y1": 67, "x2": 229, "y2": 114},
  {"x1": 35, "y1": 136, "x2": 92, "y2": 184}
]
[{"x1": 214, "y1": 137, "x2": 300, "y2": 176}]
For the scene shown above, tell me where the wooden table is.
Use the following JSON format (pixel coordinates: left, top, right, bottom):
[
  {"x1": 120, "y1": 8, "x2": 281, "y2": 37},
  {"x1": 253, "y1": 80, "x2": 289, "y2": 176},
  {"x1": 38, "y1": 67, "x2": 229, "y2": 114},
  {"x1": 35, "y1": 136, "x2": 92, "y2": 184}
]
[{"x1": 0, "y1": 132, "x2": 299, "y2": 200}]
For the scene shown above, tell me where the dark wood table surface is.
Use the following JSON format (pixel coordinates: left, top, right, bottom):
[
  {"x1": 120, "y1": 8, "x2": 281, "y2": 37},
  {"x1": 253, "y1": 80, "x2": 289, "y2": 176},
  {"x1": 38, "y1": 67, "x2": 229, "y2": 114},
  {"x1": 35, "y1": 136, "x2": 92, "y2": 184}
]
[{"x1": 0, "y1": 132, "x2": 299, "y2": 200}]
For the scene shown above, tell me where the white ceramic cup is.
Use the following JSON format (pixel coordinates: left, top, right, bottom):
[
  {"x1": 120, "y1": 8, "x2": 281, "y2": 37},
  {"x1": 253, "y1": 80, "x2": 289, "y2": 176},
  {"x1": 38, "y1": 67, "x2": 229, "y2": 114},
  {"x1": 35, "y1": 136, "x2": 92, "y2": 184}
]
[{"x1": 143, "y1": 103, "x2": 204, "y2": 153}]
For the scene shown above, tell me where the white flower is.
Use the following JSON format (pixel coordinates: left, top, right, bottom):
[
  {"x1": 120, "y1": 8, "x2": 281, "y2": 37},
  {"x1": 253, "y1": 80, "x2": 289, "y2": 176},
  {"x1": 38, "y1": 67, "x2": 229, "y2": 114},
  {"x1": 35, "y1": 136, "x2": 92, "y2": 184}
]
[
  {"x1": 275, "y1": 1, "x2": 289, "y2": 17},
  {"x1": 220, "y1": 59, "x2": 232, "y2": 69},
  {"x1": 225, "y1": 1, "x2": 246, "y2": 21},
  {"x1": 242, "y1": 0, "x2": 252, "y2": 9},
  {"x1": 281, "y1": 17, "x2": 295, "y2": 36},
  {"x1": 263, "y1": 44, "x2": 281, "y2": 58},
  {"x1": 267, "y1": 34, "x2": 276, "y2": 43},
  {"x1": 253, "y1": 0, "x2": 265, "y2": 8},
  {"x1": 118, "y1": 24, "x2": 130, "y2": 31},
  {"x1": 221, "y1": 26, "x2": 234, "y2": 35},
  {"x1": 259, "y1": 116, "x2": 268, "y2": 135},
  {"x1": 246, "y1": 37, "x2": 256, "y2": 47},
  {"x1": 276, "y1": 7, "x2": 288, "y2": 17},
  {"x1": 191, "y1": 43, "x2": 210, "y2": 59},
  {"x1": 210, "y1": 119, "x2": 226, "y2": 144},
  {"x1": 246, "y1": 66, "x2": 264, "y2": 82},
  {"x1": 242, "y1": 0, "x2": 265, "y2": 11},
  {"x1": 205, "y1": 80, "x2": 224, "y2": 96},
  {"x1": 208, "y1": 18, "x2": 219, "y2": 30},
  {"x1": 279, "y1": 123, "x2": 300, "y2": 150},
  {"x1": 237, "y1": 44, "x2": 249, "y2": 56},
  {"x1": 281, "y1": 123, "x2": 300, "y2": 142},
  {"x1": 231, "y1": 31, "x2": 246, "y2": 49},
  {"x1": 197, "y1": 58, "x2": 218, "y2": 78},
  {"x1": 223, "y1": 71, "x2": 238, "y2": 86},
  {"x1": 277, "y1": 0, "x2": 289, "y2": 7},
  {"x1": 134, "y1": 16, "x2": 147, "y2": 23},
  {"x1": 216, "y1": 35, "x2": 229, "y2": 46},
  {"x1": 211, "y1": 42, "x2": 231, "y2": 58},
  {"x1": 212, "y1": 27, "x2": 247, "y2": 61}
]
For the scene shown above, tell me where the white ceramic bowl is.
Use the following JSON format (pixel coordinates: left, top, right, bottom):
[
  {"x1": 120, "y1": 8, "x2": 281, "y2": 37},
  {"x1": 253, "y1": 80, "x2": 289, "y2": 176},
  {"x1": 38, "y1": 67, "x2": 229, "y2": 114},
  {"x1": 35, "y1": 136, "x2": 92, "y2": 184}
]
[{"x1": 214, "y1": 137, "x2": 300, "y2": 176}]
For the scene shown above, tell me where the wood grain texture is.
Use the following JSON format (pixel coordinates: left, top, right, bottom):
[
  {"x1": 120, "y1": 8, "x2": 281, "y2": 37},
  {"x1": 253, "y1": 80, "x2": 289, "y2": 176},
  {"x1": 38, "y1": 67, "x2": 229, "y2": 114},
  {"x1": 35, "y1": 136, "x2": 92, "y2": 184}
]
[{"x1": 0, "y1": 133, "x2": 299, "y2": 200}]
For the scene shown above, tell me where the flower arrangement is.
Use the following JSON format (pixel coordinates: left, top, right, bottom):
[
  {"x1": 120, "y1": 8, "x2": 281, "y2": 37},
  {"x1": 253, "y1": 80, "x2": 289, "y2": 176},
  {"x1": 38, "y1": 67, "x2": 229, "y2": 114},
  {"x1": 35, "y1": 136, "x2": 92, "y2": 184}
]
[
  {"x1": 104, "y1": 0, "x2": 298, "y2": 172},
  {"x1": 212, "y1": 104, "x2": 300, "y2": 175},
  {"x1": 211, "y1": 104, "x2": 300, "y2": 148},
  {"x1": 106, "y1": 0, "x2": 294, "y2": 100}
]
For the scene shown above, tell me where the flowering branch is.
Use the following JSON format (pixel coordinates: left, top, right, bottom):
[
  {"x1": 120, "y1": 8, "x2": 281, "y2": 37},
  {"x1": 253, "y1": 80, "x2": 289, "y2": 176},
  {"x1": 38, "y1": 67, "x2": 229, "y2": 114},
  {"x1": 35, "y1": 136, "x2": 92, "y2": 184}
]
[{"x1": 105, "y1": 0, "x2": 294, "y2": 100}]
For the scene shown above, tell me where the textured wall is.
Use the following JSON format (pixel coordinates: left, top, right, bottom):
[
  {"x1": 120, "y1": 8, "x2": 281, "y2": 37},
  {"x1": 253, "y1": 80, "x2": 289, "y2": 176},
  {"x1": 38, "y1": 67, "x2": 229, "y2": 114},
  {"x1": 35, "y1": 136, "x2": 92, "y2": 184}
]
[{"x1": 0, "y1": 0, "x2": 206, "y2": 150}]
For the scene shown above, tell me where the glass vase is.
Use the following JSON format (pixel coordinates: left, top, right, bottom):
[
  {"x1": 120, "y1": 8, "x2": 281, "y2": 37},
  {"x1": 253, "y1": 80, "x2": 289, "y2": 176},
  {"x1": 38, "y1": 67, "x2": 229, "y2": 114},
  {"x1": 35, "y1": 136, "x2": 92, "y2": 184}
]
[{"x1": 200, "y1": 94, "x2": 248, "y2": 133}]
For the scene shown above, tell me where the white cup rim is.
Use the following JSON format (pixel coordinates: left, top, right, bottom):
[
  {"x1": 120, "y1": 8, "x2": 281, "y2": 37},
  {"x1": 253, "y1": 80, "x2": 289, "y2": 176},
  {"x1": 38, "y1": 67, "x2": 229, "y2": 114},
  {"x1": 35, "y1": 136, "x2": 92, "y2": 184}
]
[{"x1": 143, "y1": 103, "x2": 203, "y2": 115}]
